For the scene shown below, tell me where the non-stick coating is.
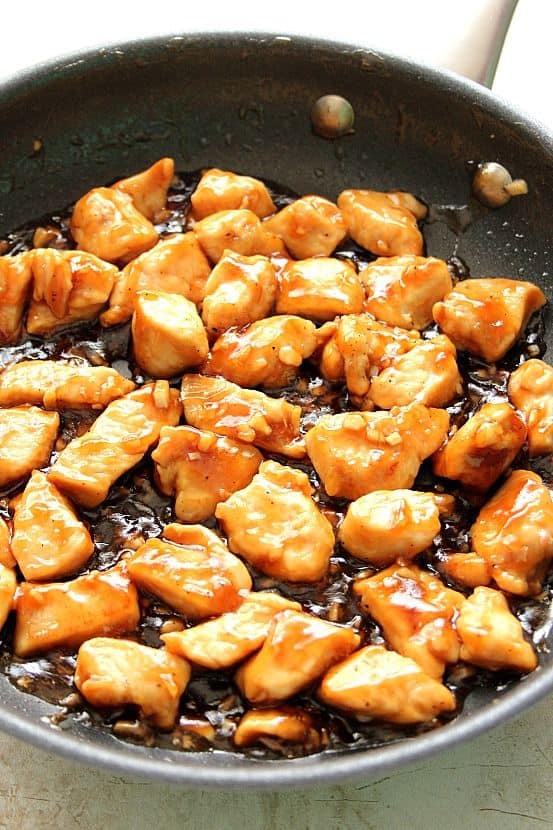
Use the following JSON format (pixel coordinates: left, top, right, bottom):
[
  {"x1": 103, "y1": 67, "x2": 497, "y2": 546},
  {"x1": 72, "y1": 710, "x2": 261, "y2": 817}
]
[{"x1": 0, "y1": 33, "x2": 552, "y2": 789}]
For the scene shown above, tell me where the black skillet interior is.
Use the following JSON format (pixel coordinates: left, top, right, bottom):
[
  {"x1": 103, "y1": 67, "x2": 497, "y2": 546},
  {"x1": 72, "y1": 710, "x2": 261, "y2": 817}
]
[{"x1": 0, "y1": 33, "x2": 552, "y2": 788}]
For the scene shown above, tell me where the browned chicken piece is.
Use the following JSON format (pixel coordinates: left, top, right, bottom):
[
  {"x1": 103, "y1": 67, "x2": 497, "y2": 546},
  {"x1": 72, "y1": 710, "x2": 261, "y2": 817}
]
[
  {"x1": 162, "y1": 591, "x2": 301, "y2": 668},
  {"x1": 0, "y1": 360, "x2": 134, "y2": 409},
  {"x1": 433, "y1": 278, "x2": 546, "y2": 363},
  {"x1": 128, "y1": 525, "x2": 252, "y2": 619},
  {"x1": 456, "y1": 587, "x2": 537, "y2": 673},
  {"x1": 112, "y1": 157, "x2": 174, "y2": 221},
  {"x1": 338, "y1": 190, "x2": 427, "y2": 257},
  {"x1": 101, "y1": 233, "x2": 211, "y2": 326},
  {"x1": 276, "y1": 257, "x2": 364, "y2": 321},
  {"x1": 75, "y1": 637, "x2": 190, "y2": 730},
  {"x1": 318, "y1": 645, "x2": 456, "y2": 724},
  {"x1": 233, "y1": 707, "x2": 318, "y2": 749},
  {"x1": 216, "y1": 460, "x2": 335, "y2": 583},
  {"x1": 508, "y1": 359, "x2": 553, "y2": 456},
  {"x1": 355, "y1": 564, "x2": 465, "y2": 678},
  {"x1": 368, "y1": 335, "x2": 462, "y2": 409},
  {"x1": 0, "y1": 251, "x2": 34, "y2": 343},
  {"x1": 27, "y1": 249, "x2": 118, "y2": 335},
  {"x1": 152, "y1": 425, "x2": 262, "y2": 522},
  {"x1": 305, "y1": 404, "x2": 449, "y2": 500},
  {"x1": 0, "y1": 517, "x2": 15, "y2": 569},
  {"x1": 0, "y1": 564, "x2": 16, "y2": 631},
  {"x1": 70, "y1": 187, "x2": 158, "y2": 264},
  {"x1": 13, "y1": 566, "x2": 140, "y2": 657},
  {"x1": 191, "y1": 168, "x2": 276, "y2": 219},
  {"x1": 48, "y1": 382, "x2": 181, "y2": 508},
  {"x1": 360, "y1": 255, "x2": 452, "y2": 330},
  {"x1": 201, "y1": 250, "x2": 278, "y2": 338},
  {"x1": 438, "y1": 551, "x2": 493, "y2": 590},
  {"x1": 202, "y1": 315, "x2": 318, "y2": 389},
  {"x1": 264, "y1": 195, "x2": 347, "y2": 259},
  {"x1": 339, "y1": 490, "x2": 441, "y2": 567},
  {"x1": 0, "y1": 406, "x2": 59, "y2": 488},
  {"x1": 181, "y1": 374, "x2": 305, "y2": 458},
  {"x1": 132, "y1": 290, "x2": 209, "y2": 378},
  {"x1": 471, "y1": 470, "x2": 553, "y2": 596},
  {"x1": 235, "y1": 609, "x2": 360, "y2": 704},
  {"x1": 194, "y1": 209, "x2": 286, "y2": 263},
  {"x1": 12, "y1": 470, "x2": 93, "y2": 581},
  {"x1": 433, "y1": 402, "x2": 527, "y2": 492}
]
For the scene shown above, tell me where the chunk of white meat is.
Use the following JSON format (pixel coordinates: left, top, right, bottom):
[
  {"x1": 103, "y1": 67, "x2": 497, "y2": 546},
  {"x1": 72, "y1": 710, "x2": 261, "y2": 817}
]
[
  {"x1": 355, "y1": 564, "x2": 465, "y2": 678},
  {"x1": 305, "y1": 404, "x2": 449, "y2": 500},
  {"x1": 471, "y1": 470, "x2": 553, "y2": 596},
  {"x1": 0, "y1": 564, "x2": 16, "y2": 631},
  {"x1": 508, "y1": 359, "x2": 553, "y2": 456},
  {"x1": 318, "y1": 645, "x2": 456, "y2": 724},
  {"x1": 48, "y1": 382, "x2": 181, "y2": 508},
  {"x1": 194, "y1": 209, "x2": 286, "y2": 263},
  {"x1": 75, "y1": 637, "x2": 190, "y2": 729},
  {"x1": 360, "y1": 255, "x2": 452, "y2": 330},
  {"x1": 235, "y1": 609, "x2": 360, "y2": 704},
  {"x1": 0, "y1": 517, "x2": 15, "y2": 569},
  {"x1": 112, "y1": 157, "x2": 174, "y2": 221},
  {"x1": 338, "y1": 190, "x2": 427, "y2": 257},
  {"x1": 438, "y1": 551, "x2": 494, "y2": 590},
  {"x1": 216, "y1": 460, "x2": 335, "y2": 583},
  {"x1": 152, "y1": 425, "x2": 262, "y2": 522},
  {"x1": 433, "y1": 402, "x2": 527, "y2": 492},
  {"x1": 181, "y1": 374, "x2": 305, "y2": 458},
  {"x1": 276, "y1": 257, "x2": 363, "y2": 321},
  {"x1": 162, "y1": 591, "x2": 300, "y2": 668},
  {"x1": 264, "y1": 195, "x2": 346, "y2": 259},
  {"x1": 233, "y1": 707, "x2": 318, "y2": 749},
  {"x1": 191, "y1": 168, "x2": 276, "y2": 219},
  {"x1": 0, "y1": 406, "x2": 59, "y2": 488},
  {"x1": 433, "y1": 278, "x2": 546, "y2": 363},
  {"x1": 128, "y1": 525, "x2": 252, "y2": 619},
  {"x1": 0, "y1": 251, "x2": 34, "y2": 343}
]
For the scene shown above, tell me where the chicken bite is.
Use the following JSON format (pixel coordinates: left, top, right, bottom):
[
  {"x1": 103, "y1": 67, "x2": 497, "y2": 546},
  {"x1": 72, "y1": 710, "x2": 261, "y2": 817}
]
[
  {"x1": 276, "y1": 257, "x2": 363, "y2": 321},
  {"x1": 112, "y1": 157, "x2": 174, "y2": 221},
  {"x1": 438, "y1": 551, "x2": 493, "y2": 590},
  {"x1": 0, "y1": 251, "x2": 34, "y2": 343},
  {"x1": 152, "y1": 425, "x2": 262, "y2": 522},
  {"x1": 508, "y1": 359, "x2": 553, "y2": 456},
  {"x1": 0, "y1": 406, "x2": 59, "y2": 488},
  {"x1": 318, "y1": 645, "x2": 456, "y2": 724},
  {"x1": 233, "y1": 708, "x2": 318, "y2": 749},
  {"x1": 194, "y1": 209, "x2": 285, "y2": 263},
  {"x1": 264, "y1": 195, "x2": 346, "y2": 259},
  {"x1": 433, "y1": 278, "x2": 546, "y2": 363},
  {"x1": 0, "y1": 564, "x2": 16, "y2": 631},
  {"x1": 338, "y1": 190, "x2": 427, "y2": 257},
  {"x1": 216, "y1": 460, "x2": 335, "y2": 583},
  {"x1": 305, "y1": 404, "x2": 449, "y2": 500},
  {"x1": 75, "y1": 637, "x2": 190, "y2": 730},
  {"x1": 433, "y1": 402, "x2": 527, "y2": 491},
  {"x1": 191, "y1": 168, "x2": 276, "y2": 219},
  {"x1": 0, "y1": 517, "x2": 15, "y2": 569},
  {"x1": 235, "y1": 609, "x2": 360, "y2": 704}
]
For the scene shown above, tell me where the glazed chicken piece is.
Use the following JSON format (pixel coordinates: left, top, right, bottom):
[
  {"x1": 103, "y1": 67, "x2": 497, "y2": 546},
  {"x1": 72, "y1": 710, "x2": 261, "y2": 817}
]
[
  {"x1": 367, "y1": 335, "x2": 462, "y2": 409},
  {"x1": 360, "y1": 255, "x2": 452, "y2": 330},
  {"x1": 0, "y1": 564, "x2": 16, "y2": 631},
  {"x1": 508, "y1": 359, "x2": 553, "y2": 456},
  {"x1": 162, "y1": 591, "x2": 300, "y2": 669},
  {"x1": 101, "y1": 233, "x2": 211, "y2": 326},
  {"x1": 14, "y1": 566, "x2": 140, "y2": 657},
  {"x1": 152, "y1": 425, "x2": 262, "y2": 522},
  {"x1": 11, "y1": 470, "x2": 93, "y2": 581},
  {"x1": 215, "y1": 460, "x2": 335, "y2": 583},
  {"x1": 471, "y1": 470, "x2": 553, "y2": 596},
  {"x1": 305, "y1": 404, "x2": 449, "y2": 500},
  {"x1": 48, "y1": 382, "x2": 181, "y2": 508},
  {"x1": 276, "y1": 257, "x2": 364, "y2": 321},
  {"x1": 181, "y1": 374, "x2": 305, "y2": 458},
  {"x1": 0, "y1": 360, "x2": 135, "y2": 409},
  {"x1": 27, "y1": 249, "x2": 118, "y2": 335},
  {"x1": 456, "y1": 587, "x2": 537, "y2": 673},
  {"x1": 264, "y1": 195, "x2": 346, "y2": 259},
  {"x1": 0, "y1": 251, "x2": 34, "y2": 343},
  {"x1": 0, "y1": 406, "x2": 59, "y2": 488},
  {"x1": 75, "y1": 637, "x2": 189, "y2": 729},
  {"x1": 337, "y1": 190, "x2": 427, "y2": 257},
  {"x1": 202, "y1": 315, "x2": 318, "y2": 388},
  {"x1": 112, "y1": 157, "x2": 174, "y2": 221},
  {"x1": 191, "y1": 168, "x2": 276, "y2": 219},
  {"x1": 433, "y1": 278, "x2": 546, "y2": 363},
  {"x1": 194, "y1": 209, "x2": 286, "y2": 263},
  {"x1": 339, "y1": 490, "x2": 441, "y2": 567},
  {"x1": 433, "y1": 402, "x2": 527, "y2": 491},
  {"x1": 201, "y1": 250, "x2": 278, "y2": 338},
  {"x1": 318, "y1": 645, "x2": 456, "y2": 724},
  {"x1": 233, "y1": 708, "x2": 318, "y2": 749},
  {"x1": 132, "y1": 290, "x2": 209, "y2": 378},
  {"x1": 0, "y1": 517, "x2": 15, "y2": 569},
  {"x1": 355, "y1": 564, "x2": 465, "y2": 678},
  {"x1": 438, "y1": 551, "x2": 495, "y2": 590},
  {"x1": 127, "y1": 525, "x2": 252, "y2": 619},
  {"x1": 235, "y1": 609, "x2": 360, "y2": 704}
]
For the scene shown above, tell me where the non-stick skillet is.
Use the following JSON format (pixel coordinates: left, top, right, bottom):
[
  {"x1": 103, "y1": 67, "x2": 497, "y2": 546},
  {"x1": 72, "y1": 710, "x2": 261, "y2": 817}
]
[{"x1": 0, "y1": 25, "x2": 551, "y2": 789}]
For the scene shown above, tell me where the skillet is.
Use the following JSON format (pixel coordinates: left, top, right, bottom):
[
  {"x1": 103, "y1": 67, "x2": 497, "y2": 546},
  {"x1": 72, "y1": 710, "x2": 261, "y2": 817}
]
[{"x1": 0, "y1": 30, "x2": 551, "y2": 789}]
